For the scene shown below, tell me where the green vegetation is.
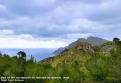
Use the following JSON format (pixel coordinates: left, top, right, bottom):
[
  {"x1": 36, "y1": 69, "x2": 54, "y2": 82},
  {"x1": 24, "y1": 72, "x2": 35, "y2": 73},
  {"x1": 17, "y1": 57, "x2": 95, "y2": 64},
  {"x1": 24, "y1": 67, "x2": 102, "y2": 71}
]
[{"x1": 0, "y1": 38, "x2": 121, "y2": 83}]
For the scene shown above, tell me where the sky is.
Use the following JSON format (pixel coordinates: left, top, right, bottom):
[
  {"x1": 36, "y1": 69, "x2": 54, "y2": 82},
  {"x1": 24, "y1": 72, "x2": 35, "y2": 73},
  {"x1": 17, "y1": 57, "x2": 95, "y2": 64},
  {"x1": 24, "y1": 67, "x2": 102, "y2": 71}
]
[{"x1": 0, "y1": 0, "x2": 121, "y2": 48}]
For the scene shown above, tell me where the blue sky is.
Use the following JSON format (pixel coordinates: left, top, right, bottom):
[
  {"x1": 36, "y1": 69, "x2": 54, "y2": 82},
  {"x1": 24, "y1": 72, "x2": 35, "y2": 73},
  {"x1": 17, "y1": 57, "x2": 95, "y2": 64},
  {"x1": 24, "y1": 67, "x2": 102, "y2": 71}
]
[{"x1": 0, "y1": 0, "x2": 121, "y2": 48}]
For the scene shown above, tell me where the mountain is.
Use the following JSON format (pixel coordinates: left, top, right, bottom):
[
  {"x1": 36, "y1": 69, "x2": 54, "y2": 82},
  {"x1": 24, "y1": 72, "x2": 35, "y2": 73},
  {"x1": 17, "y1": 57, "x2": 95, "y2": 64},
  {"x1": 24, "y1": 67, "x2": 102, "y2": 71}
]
[
  {"x1": 87, "y1": 36, "x2": 108, "y2": 45},
  {"x1": 42, "y1": 37, "x2": 111, "y2": 64},
  {"x1": 54, "y1": 36, "x2": 108, "y2": 55},
  {"x1": 41, "y1": 39, "x2": 115, "y2": 67},
  {"x1": 39, "y1": 37, "x2": 121, "y2": 82}
]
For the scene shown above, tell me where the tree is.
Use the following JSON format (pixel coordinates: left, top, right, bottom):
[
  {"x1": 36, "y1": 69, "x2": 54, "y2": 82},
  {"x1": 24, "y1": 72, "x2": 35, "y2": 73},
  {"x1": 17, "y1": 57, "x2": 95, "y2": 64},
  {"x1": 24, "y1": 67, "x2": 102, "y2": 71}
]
[
  {"x1": 113, "y1": 38, "x2": 120, "y2": 44},
  {"x1": 113, "y1": 38, "x2": 121, "y2": 53},
  {"x1": 0, "y1": 52, "x2": 2, "y2": 57},
  {"x1": 3, "y1": 53, "x2": 9, "y2": 58},
  {"x1": 17, "y1": 51, "x2": 26, "y2": 60},
  {"x1": 17, "y1": 51, "x2": 26, "y2": 76},
  {"x1": 111, "y1": 38, "x2": 121, "y2": 79},
  {"x1": 27, "y1": 55, "x2": 35, "y2": 63}
]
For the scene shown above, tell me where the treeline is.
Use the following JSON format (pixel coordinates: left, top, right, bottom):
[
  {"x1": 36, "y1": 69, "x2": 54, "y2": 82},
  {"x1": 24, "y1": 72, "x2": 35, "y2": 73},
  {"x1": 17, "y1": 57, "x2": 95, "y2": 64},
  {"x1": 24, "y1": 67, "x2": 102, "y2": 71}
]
[
  {"x1": 0, "y1": 38, "x2": 121, "y2": 83},
  {"x1": 0, "y1": 51, "x2": 55, "y2": 83}
]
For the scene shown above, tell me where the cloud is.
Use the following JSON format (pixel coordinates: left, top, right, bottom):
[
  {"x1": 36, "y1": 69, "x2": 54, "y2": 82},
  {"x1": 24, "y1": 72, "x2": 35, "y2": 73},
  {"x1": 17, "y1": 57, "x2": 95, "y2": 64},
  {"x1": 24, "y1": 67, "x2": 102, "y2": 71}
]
[
  {"x1": 0, "y1": 30, "x2": 68, "y2": 48},
  {"x1": 64, "y1": 33, "x2": 92, "y2": 39},
  {"x1": 0, "y1": 3, "x2": 17, "y2": 19},
  {"x1": 0, "y1": 4, "x2": 7, "y2": 12},
  {"x1": 0, "y1": 4, "x2": 8, "y2": 18},
  {"x1": 0, "y1": 29, "x2": 14, "y2": 35},
  {"x1": 0, "y1": 16, "x2": 113, "y2": 38},
  {"x1": 80, "y1": 0, "x2": 121, "y2": 23},
  {"x1": 0, "y1": 0, "x2": 121, "y2": 48},
  {"x1": 0, "y1": 37, "x2": 67, "y2": 48},
  {"x1": 0, "y1": 0, "x2": 56, "y2": 16},
  {"x1": 60, "y1": 0, "x2": 109, "y2": 4}
]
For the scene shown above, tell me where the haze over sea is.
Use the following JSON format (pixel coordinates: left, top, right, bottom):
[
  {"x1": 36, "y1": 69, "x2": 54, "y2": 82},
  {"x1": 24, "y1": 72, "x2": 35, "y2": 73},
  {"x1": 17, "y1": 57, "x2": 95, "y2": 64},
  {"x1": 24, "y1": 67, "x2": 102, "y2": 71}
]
[{"x1": 0, "y1": 48, "x2": 56, "y2": 61}]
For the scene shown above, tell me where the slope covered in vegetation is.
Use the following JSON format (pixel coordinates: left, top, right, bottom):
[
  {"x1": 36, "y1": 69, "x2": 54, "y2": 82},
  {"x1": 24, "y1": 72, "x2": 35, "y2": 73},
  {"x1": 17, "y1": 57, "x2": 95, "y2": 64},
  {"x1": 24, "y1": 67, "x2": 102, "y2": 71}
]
[{"x1": 0, "y1": 38, "x2": 121, "y2": 83}]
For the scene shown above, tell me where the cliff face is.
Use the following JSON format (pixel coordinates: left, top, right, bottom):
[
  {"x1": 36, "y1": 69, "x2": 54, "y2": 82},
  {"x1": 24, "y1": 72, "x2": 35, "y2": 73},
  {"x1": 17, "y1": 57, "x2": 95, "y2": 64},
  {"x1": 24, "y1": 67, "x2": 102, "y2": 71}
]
[{"x1": 76, "y1": 42, "x2": 93, "y2": 51}]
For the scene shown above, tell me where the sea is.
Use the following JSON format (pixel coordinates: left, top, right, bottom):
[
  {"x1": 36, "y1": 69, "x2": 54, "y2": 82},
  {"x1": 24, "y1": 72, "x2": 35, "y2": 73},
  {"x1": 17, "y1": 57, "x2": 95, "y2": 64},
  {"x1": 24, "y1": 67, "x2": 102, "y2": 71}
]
[{"x1": 0, "y1": 48, "x2": 57, "y2": 61}]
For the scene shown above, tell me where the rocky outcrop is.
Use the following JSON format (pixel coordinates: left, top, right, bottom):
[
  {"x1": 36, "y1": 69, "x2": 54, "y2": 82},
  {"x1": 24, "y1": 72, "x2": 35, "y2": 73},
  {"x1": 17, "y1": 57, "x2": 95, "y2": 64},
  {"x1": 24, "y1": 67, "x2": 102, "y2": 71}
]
[{"x1": 54, "y1": 36, "x2": 108, "y2": 55}]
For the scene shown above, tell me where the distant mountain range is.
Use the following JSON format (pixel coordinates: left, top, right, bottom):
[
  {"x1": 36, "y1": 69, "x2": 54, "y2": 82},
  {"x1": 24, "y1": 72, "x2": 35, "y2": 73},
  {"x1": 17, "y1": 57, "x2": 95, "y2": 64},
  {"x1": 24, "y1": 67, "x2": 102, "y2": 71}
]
[{"x1": 54, "y1": 36, "x2": 108, "y2": 55}]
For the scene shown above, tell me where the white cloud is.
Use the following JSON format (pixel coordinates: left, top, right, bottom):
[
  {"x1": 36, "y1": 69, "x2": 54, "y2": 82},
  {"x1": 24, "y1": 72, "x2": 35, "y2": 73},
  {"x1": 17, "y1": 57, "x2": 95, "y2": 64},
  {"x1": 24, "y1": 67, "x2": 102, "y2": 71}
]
[
  {"x1": 0, "y1": 0, "x2": 121, "y2": 44},
  {"x1": 0, "y1": 32, "x2": 68, "y2": 48},
  {"x1": 0, "y1": 37, "x2": 67, "y2": 48},
  {"x1": 0, "y1": 16, "x2": 114, "y2": 39},
  {"x1": 65, "y1": 33, "x2": 92, "y2": 39},
  {"x1": 0, "y1": 29, "x2": 14, "y2": 35},
  {"x1": 66, "y1": 18, "x2": 113, "y2": 33}
]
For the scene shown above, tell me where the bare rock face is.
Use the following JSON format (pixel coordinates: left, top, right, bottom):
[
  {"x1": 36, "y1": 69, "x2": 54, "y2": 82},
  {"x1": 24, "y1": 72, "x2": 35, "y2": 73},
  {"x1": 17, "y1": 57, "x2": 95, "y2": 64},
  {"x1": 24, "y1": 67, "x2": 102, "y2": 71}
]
[{"x1": 77, "y1": 42, "x2": 92, "y2": 50}]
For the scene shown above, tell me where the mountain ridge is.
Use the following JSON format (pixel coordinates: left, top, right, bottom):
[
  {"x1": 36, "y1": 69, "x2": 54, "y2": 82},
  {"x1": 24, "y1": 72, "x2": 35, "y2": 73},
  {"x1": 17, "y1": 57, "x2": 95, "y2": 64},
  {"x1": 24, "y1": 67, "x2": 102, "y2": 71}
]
[{"x1": 54, "y1": 36, "x2": 108, "y2": 55}]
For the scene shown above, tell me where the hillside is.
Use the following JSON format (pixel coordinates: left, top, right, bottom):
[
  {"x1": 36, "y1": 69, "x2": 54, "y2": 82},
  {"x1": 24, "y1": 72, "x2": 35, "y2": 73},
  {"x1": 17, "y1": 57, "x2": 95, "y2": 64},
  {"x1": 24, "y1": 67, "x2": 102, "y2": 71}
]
[
  {"x1": 0, "y1": 37, "x2": 121, "y2": 83},
  {"x1": 54, "y1": 36, "x2": 108, "y2": 55},
  {"x1": 41, "y1": 39, "x2": 111, "y2": 66},
  {"x1": 40, "y1": 37, "x2": 121, "y2": 82}
]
